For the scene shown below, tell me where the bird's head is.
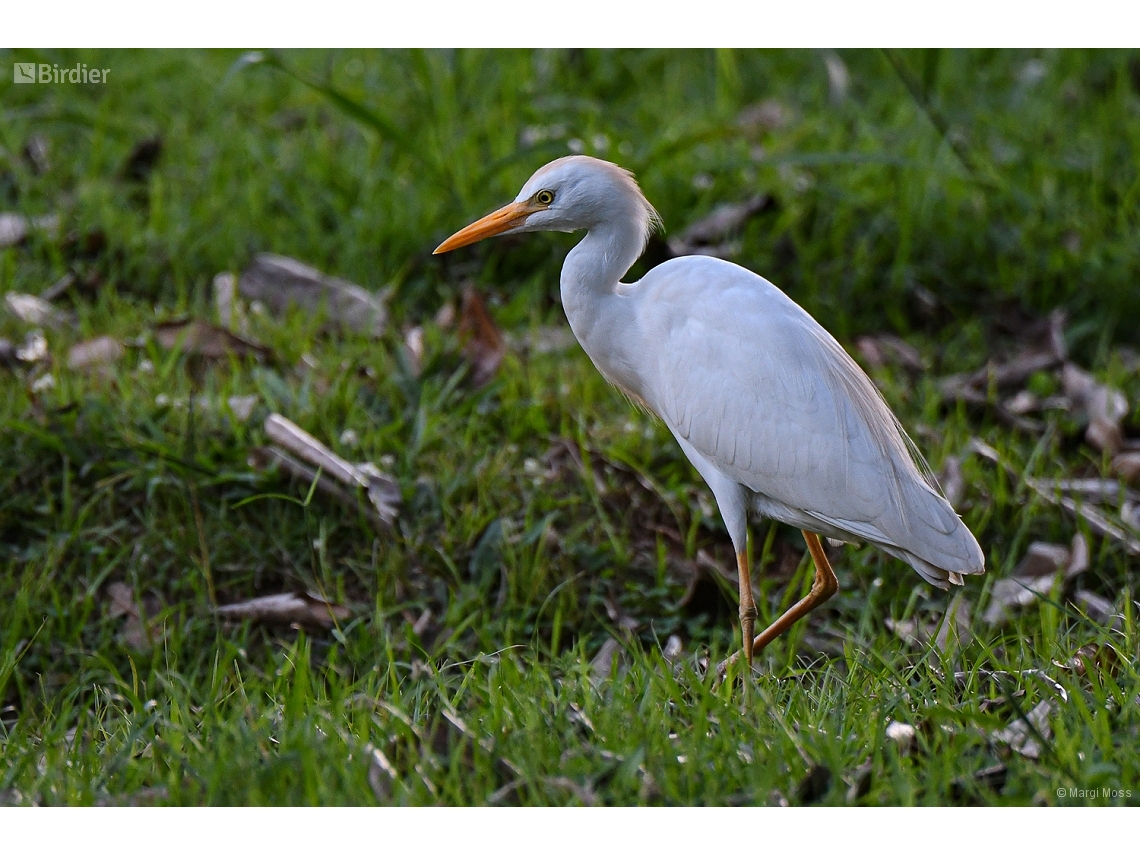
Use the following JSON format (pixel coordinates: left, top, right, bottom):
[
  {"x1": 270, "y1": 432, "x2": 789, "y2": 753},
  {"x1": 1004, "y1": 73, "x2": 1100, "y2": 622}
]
[{"x1": 434, "y1": 155, "x2": 659, "y2": 255}]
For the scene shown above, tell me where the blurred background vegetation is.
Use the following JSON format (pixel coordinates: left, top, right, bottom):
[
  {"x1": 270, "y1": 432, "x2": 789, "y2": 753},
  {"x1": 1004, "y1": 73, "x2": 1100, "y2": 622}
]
[{"x1": 3, "y1": 49, "x2": 1138, "y2": 340}]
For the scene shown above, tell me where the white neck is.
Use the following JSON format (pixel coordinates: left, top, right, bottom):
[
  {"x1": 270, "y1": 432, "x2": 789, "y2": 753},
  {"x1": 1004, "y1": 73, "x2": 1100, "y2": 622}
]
[{"x1": 559, "y1": 218, "x2": 646, "y2": 396}]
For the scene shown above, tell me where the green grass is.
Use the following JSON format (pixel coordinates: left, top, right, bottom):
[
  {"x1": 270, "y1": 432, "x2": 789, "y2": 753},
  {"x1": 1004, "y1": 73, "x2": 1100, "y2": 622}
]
[{"x1": 1, "y1": 48, "x2": 1139, "y2": 805}]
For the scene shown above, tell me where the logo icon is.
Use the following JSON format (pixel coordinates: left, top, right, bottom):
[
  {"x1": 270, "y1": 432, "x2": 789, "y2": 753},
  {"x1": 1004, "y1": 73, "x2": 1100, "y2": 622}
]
[{"x1": 13, "y1": 63, "x2": 36, "y2": 83}]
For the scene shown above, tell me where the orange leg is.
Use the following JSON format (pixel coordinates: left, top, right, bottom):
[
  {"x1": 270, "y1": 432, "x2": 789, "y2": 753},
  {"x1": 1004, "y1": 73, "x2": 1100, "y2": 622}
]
[
  {"x1": 721, "y1": 531, "x2": 839, "y2": 676},
  {"x1": 750, "y1": 531, "x2": 839, "y2": 656}
]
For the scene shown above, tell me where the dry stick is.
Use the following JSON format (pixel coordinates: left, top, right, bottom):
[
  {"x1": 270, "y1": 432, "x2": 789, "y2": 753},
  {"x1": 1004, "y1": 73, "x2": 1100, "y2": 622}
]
[
  {"x1": 970, "y1": 440, "x2": 1140, "y2": 556},
  {"x1": 939, "y1": 350, "x2": 1063, "y2": 402},
  {"x1": 1025, "y1": 477, "x2": 1140, "y2": 506},
  {"x1": 248, "y1": 446, "x2": 392, "y2": 531},
  {"x1": 1032, "y1": 492, "x2": 1140, "y2": 556},
  {"x1": 265, "y1": 414, "x2": 371, "y2": 489},
  {"x1": 260, "y1": 413, "x2": 399, "y2": 525},
  {"x1": 440, "y1": 707, "x2": 523, "y2": 779},
  {"x1": 41, "y1": 272, "x2": 76, "y2": 302},
  {"x1": 431, "y1": 666, "x2": 523, "y2": 779}
]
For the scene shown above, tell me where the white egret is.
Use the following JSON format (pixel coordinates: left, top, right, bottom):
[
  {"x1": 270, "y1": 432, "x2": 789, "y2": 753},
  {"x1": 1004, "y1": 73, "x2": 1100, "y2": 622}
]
[{"x1": 435, "y1": 155, "x2": 984, "y2": 672}]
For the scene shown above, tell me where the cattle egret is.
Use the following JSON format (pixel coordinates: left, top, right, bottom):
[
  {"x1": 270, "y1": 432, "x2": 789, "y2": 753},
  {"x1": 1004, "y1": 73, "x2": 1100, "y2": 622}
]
[{"x1": 435, "y1": 155, "x2": 984, "y2": 673}]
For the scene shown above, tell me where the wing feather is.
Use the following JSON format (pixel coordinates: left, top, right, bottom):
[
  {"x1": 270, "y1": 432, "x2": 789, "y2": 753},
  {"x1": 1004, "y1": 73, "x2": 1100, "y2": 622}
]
[{"x1": 633, "y1": 257, "x2": 983, "y2": 579}]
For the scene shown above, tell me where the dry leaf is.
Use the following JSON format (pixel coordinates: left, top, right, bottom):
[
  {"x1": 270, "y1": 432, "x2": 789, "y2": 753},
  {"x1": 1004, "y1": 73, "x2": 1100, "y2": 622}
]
[
  {"x1": 368, "y1": 744, "x2": 399, "y2": 802},
  {"x1": 249, "y1": 446, "x2": 392, "y2": 530},
  {"x1": 1112, "y1": 452, "x2": 1140, "y2": 484},
  {"x1": 67, "y1": 336, "x2": 124, "y2": 371},
  {"x1": 951, "y1": 763, "x2": 1007, "y2": 800},
  {"x1": 213, "y1": 272, "x2": 246, "y2": 331},
  {"x1": 845, "y1": 760, "x2": 873, "y2": 804},
  {"x1": 855, "y1": 334, "x2": 926, "y2": 373},
  {"x1": 1005, "y1": 389, "x2": 1039, "y2": 415},
  {"x1": 1062, "y1": 363, "x2": 1129, "y2": 454},
  {"x1": 604, "y1": 595, "x2": 640, "y2": 632},
  {"x1": 154, "y1": 319, "x2": 270, "y2": 360},
  {"x1": 1124, "y1": 501, "x2": 1140, "y2": 531},
  {"x1": 1025, "y1": 485, "x2": 1140, "y2": 556},
  {"x1": 5, "y1": 292, "x2": 73, "y2": 328},
  {"x1": 1064, "y1": 533, "x2": 1089, "y2": 579},
  {"x1": 38, "y1": 273, "x2": 73, "y2": 303},
  {"x1": 510, "y1": 325, "x2": 578, "y2": 355},
  {"x1": 824, "y1": 52, "x2": 849, "y2": 103},
  {"x1": 458, "y1": 286, "x2": 505, "y2": 387},
  {"x1": 215, "y1": 591, "x2": 351, "y2": 628},
  {"x1": 0, "y1": 212, "x2": 59, "y2": 248},
  {"x1": 738, "y1": 99, "x2": 789, "y2": 134},
  {"x1": 940, "y1": 454, "x2": 965, "y2": 507},
  {"x1": 885, "y1": 594, "x2": 971, "y2": 652},
  {"x1": 885, "y1": 721, "x2": 916, "y2": 750},
  {"x1": 938, "y1": 313, "x2": 1066, "y2": 424},
  {"x1": 226, "y1": 394, "x2": 258, "y2": 422},
  {"x1": 410, "y1": 608, "x2": 434, "y2": 638},
  {"x1": 934, "y1": 592, "x2": 973, "y2": 654},
  {"x1": 106, "y1": 581, "x2": 135, "y2": 619},
  {"x1": 239, "y1": 253, "x2": 387, "y2": 337},
  {"x1": 992, "y1": 699, "x2": 1054, "y2": 759},
  {"x1": 884, "y1": 616, "x2": 927, "y2": 646},
  {"x1": 403, "y1": 326, "x2": 424, "y2": 377},
  {"x1": 1020, "y1": 541, "x2": 1072, "y2": 578},
  {"x1": 982, "y1": 541, "x2": 1070, "y2": 626},
  {"x1": 23, "y1": 134, "x2": 50, "y2": 174},
  {"x1": 589, "y1": 637, "x2": 623, "y2": 684},
  {"x1": 940, "y1": 350, "x2": 1061, "y2": 403},
  {"x1": 1059, "y1": 643, "x2": 1125, "y2": 682},
  {"x1": 667, "y1": 194, "x2": 769, "y2": 258},
  {"x1": 0, "y1": 214, "x2": 27, "y2": 248},
  {"x1": 16, "y1": 330, "x2": 48, "y2": 364},
  {"x1": 1072, "y1": 590, "x2": 1120, "y2": 628},
  {"x1": 434, "y1": 301, "x2": 456, "y2": 329},
  {"x1": 104, "y1": 581, "x2": 162, "y2": 652},
  {"x1": 979, "y1": 691, "x2": 1023, "y2": 714}
]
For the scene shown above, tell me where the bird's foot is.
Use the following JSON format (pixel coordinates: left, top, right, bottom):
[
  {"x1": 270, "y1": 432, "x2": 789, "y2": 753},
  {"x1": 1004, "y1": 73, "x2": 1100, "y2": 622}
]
[{"x1": 715, "y1": 646, "x2": 757, "y2": 683}]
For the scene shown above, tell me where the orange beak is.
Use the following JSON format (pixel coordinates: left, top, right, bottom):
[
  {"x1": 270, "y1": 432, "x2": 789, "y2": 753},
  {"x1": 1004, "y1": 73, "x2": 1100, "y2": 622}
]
[{"x1": 433, "y1": 200, "x2": 535, "y2": 255}]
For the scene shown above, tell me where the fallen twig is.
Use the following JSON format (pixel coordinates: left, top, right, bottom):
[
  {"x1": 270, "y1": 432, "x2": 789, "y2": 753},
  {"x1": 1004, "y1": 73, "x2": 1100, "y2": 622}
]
[
  {"x1": 970, "y1": 440, "x2": 1140, "y2": 555},
  {"x1": 261, "y1": 413, "x2": 400, "y2": 525},
  {"x1": 215, "y1": 591, "x2": 352, "y2": 628}
]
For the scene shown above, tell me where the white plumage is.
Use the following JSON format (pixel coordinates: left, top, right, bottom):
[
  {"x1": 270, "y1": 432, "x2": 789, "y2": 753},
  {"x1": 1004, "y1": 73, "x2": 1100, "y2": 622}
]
[
  {"x1": 435, "y1": 155, "x2": 984, "y2": 669},
  {"x1": 636, "y1": 256, "x2": 981, "y2": 586}
]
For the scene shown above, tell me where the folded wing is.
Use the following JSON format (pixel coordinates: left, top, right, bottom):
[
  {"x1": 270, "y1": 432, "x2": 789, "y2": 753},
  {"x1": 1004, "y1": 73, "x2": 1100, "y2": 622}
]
[{"x1": 634, "y1": 257, "x2": 984, "y2": 583}]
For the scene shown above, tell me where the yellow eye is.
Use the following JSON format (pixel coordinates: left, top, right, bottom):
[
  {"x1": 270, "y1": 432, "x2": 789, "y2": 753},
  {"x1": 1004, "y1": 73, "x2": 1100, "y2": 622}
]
[{"x1": 535, "y1": 189, "x2": 555, "y2": 205}]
